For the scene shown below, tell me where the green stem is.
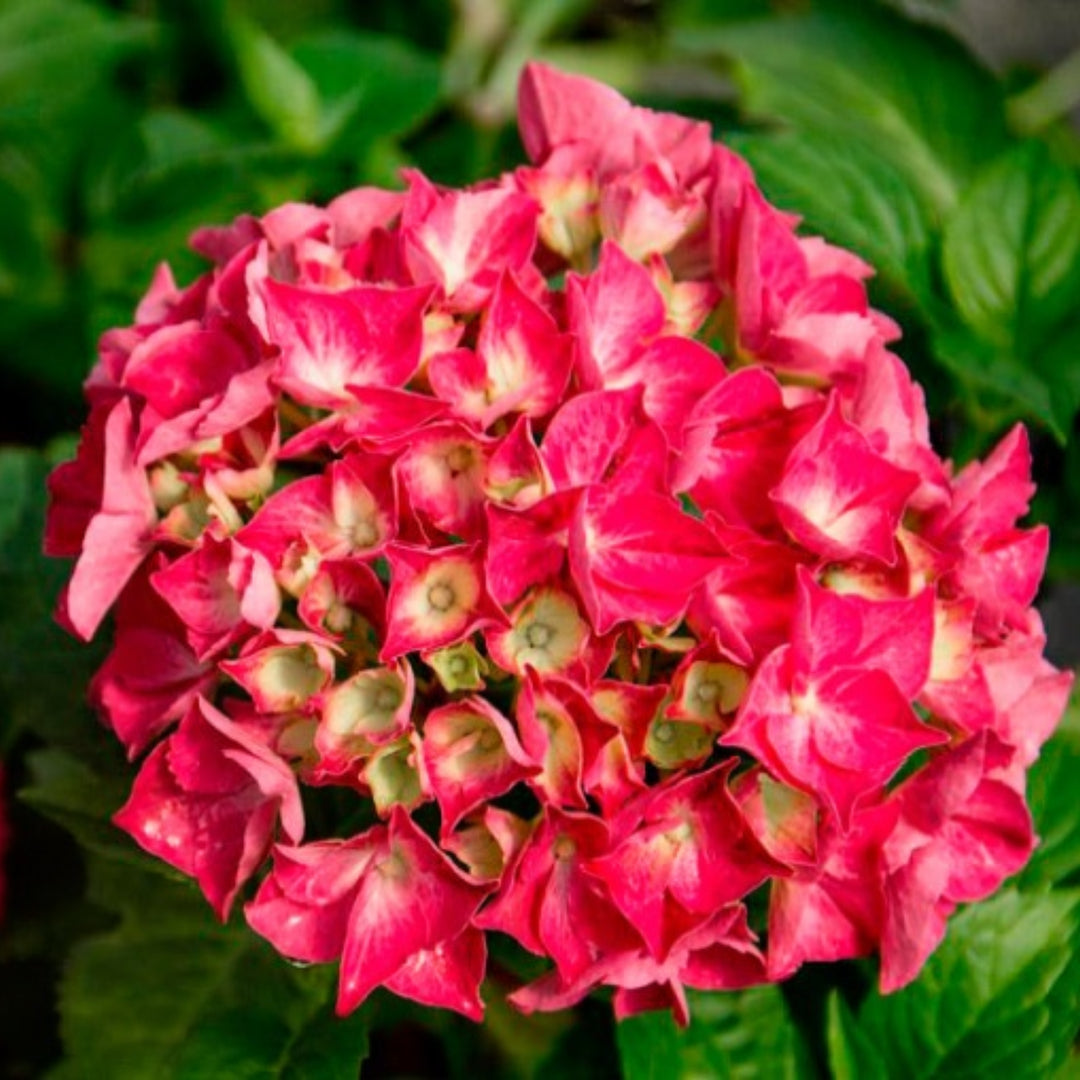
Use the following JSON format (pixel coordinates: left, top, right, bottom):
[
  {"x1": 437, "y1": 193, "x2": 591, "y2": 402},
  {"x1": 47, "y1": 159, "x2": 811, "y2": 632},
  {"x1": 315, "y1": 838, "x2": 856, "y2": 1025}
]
[
  {"x1": 471, "y1": 0, "x2": 593, "y2": 125},
  {"x1": 1008, "y1": 46, "x2": 1080, "y2": 135}
]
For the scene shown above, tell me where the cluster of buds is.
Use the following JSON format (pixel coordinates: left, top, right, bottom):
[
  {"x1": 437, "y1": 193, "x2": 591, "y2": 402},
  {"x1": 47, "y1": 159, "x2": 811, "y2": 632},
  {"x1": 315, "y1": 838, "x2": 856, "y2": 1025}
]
[{"x1": 46, "y1": 65, "x2": 1070, "y2": 1023}]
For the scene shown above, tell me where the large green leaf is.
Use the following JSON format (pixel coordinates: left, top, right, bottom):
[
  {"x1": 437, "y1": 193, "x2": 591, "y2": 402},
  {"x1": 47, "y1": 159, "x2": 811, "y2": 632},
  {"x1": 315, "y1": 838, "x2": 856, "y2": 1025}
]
[
  {"x1": 730, "y1": 129, "x2": 934, "y2": 315},
  {"x1": 942, "y1": 142, "x2": 1080, "y2": 354},
  {"x1": 675, "y1": 7, "x2": 1007, "y2": 219},
  {"x1": 0, "y1": 169, "x2": 55, "y2": 304},
  {"x1": 1017, "y1": 693, "x2": 1080, "y2": 891},
  {"x1": 827, "y1": 993, "x2": 887, "y2": 1080},
  {"x1": 1037, "y1": 319, "x2": 1080, "y2": 443},
  {"x1": 55, "y1": 858, "x2": 369, "y2": 1080},
  {"x1": 828, "y1": 889, "x2": 1080, "y2": 1079}
]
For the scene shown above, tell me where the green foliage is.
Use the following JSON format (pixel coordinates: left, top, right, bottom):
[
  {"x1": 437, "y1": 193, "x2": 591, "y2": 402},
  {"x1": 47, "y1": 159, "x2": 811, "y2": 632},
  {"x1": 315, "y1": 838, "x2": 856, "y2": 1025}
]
[
  {"x1": 616, "y1": 985, "x2": 810, "y2": 1080},
  {"x1": 3, "y1": 1, "x2": 1080, "y2": 1077},
  {"x1": 677, "y1": 7, "x2": 1008, "y2": 217},
  {"x1": 680, "y1": 987, "x2": 811, "y2": 1079},
  {"x1": 0, "y1": 0, "x2": 151, "y2": 132},
  {"x1": 730, "y1": 129, "x2": 935, "y2": 314},
  {"x1": 941, "y1": 142, "x2": 1080, "y2": 440},
  {"x1": 0, "y1": 448, "x2": 106, "y2": 757},
  {"x1": 54, "y1": 858, "x2": 369, "y2": 1080},
  {"x1": 1018, "y1": 695, "x2": 1080, "y2": 890},
  {"x1": 676, "y1": 3, "x2": 1080, "y2": 451},
  {"x1": 828, "y1": 889, "x2": 1080, "y2": 1079},
  {"x1": 290, "y1": 30, "x2": 444, "y2": 150},
  {"x1": 229, "y1": 12, "x2": 325, "y2": 153},
  {"x1": 616, "y1": 1009, "x2": 683, "y2": 1080},
  {"x1": 20, "y1": 748, "x2": 140, "y2": 867}
]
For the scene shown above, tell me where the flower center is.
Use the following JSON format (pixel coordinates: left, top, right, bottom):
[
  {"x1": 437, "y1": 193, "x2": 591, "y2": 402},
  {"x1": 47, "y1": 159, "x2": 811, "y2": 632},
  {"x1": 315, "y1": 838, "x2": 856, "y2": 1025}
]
[
  {"x1": 427, "y1": 582, "x2": 456, "y2": 613},
  {"x1": 653, "y1": 721, "x2": 675, "y2": 745},
  {"x1": 695, "y1": 681, "x2": 720, "y2": 704},
  {"x1": 524, "y1": 621, "x2": 554, "y2": 649},
  {"x1": 476, "y1": 725, "x2": 501, "y2": 753},
  {"x1": 374, "y1": 686, "x2": 402, "y2": 713},
  {"x1": 445, "y1": 445, "x2": 474, "y2": 476},
  {"x1": 324, "y1": 600, "x2": 353, "y2": 635},
  {"x1": 553, "y1": 835, "x2": 577, "y2": 861},
  {"x1": 350, "y1": 519, "x2": 378, "y2": 549}
]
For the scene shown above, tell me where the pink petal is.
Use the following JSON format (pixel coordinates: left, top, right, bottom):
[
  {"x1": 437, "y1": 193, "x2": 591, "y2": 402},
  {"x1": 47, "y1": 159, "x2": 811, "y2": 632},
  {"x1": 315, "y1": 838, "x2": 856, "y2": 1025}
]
[
  {"x1": 420, "y1": 696, "x2": 537, "y2": 836},
  {"x1": 336, "y1": 807, "x2": 492, "y2": 1014},
  {"x1": 262, "y1": 279, "x2": 430, "y2": 408},
  {"x1": 772, "y1": 395, "x2": 920, "y2": 565},
  {"x1": 56, "y1": 397, "x2": 157, "y2": 640},
  {"x1": 569, "y1": 489, "x2": 723, "y2": 634}
]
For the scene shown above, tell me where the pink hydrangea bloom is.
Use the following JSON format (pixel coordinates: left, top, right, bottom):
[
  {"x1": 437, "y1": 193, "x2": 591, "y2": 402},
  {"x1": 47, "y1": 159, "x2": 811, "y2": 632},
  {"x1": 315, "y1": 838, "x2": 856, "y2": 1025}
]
[{"x1": 46, "y1": 61, "x2": 1070, "y2": 1024}]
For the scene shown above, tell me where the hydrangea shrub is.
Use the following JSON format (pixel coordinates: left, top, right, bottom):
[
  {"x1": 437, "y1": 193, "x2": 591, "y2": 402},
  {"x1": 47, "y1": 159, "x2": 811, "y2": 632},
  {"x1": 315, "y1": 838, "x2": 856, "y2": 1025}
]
[{"x1": 44, "y1": 63, "x2": 1071, "y2": 1025}]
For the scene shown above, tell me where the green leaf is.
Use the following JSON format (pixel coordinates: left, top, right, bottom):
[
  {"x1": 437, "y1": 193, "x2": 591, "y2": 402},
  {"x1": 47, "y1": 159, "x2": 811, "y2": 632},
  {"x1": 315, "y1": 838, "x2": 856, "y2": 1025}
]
[
  {"x1": 934, "y1": 142, "x2": 1080, "y2": 441},
  {"x1": 228, "y1": 13, "x2": 324, "y2": 154},
  {"x1": 1038, "y1": 319, "x2": 1080, "y2": 442},
  {"x1": 827, "y1": 992, "x2": 887, "y2": 1080},
  {"x1": 942, "y1": 142, "x2": 1080, "y2": 353},
  {"x1": 615, "y1": 986, "x2": 808, "y2": 1080},
  {"x1": 19, "y1": 748, "x2": 138, "y2": 868},
  {"x1": 0, "y1": 0, "x2": 151, "y2": 132},
  {"x1": 730, "y1": 129, "x2": 934, "y2": 315},
  {"x1": 0, "y1": 169, "x2": 54, "y2": 303},
  {"x1": 291, "y1": 30, "x2": 444, "y2": 149},
  {"x1": 0, "y1": 448, "x2": 107, "y2": 757},
  {"x1": 271, "y1": 1008, "x2": 371, "y2": 1080},
  {"x1": 829, "y1": 888, "x2": 1080, "y2": 1079},
  {"x1": 616, "y1": 1009, "x2": 682, "y2": 1080},
  {"x1": 56, "y1": 858, "x2": 369, "y2": 1080},
  {"x1": 931, "y1": 327, "x2": 1064, "y2": 443},
  {"x1": 676, "y1": 7, "x2": 1007, "y2": 219},
  {"x1": 681, "y1": 986, "x2": 809, "y2": 1080},
  {"x1": 1018, "y1": 692, "x2": 1080, "y2": 890}
]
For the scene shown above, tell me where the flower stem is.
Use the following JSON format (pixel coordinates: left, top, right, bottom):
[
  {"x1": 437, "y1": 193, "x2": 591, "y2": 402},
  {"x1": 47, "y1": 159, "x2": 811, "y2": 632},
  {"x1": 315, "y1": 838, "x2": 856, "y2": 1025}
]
[{"x1": 1008, "y1": 47, "x2": 1080, "y2": 134}]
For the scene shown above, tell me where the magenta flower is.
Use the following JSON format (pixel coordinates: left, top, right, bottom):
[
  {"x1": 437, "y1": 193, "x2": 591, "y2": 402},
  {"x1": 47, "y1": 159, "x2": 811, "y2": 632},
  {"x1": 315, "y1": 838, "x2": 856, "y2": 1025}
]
[
  {"x1": 46, "y1": 61, "x2": 1071, "y2": 1025},
  {"x1": 114, "y1": 696, "x2": 304, "y2": 919}
]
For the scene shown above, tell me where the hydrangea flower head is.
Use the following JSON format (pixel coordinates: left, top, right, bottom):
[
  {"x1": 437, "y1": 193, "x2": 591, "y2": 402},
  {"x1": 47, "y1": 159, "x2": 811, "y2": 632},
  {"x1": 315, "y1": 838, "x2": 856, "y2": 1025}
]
[{"x1": 46, "y1": 63, "x2": 1071, "y2": 1023}]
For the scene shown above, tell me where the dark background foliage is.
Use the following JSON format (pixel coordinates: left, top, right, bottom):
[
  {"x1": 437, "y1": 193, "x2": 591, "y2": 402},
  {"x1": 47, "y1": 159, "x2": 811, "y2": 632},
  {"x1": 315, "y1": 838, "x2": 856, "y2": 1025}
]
[{"x1": 2, "y1": 1, "x2": 1079, "y2": 1076}]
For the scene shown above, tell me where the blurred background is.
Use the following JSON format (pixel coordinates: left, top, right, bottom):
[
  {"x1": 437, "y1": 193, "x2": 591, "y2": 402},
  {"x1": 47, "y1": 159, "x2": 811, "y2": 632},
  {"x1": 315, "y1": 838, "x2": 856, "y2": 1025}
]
[{"x1": 2, "y1": 1, "x2": 1079, "y2": 1076}]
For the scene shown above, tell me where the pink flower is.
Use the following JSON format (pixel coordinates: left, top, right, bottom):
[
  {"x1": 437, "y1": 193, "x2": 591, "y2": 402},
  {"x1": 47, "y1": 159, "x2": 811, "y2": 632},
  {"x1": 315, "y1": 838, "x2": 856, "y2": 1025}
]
[
  {"x1": 46, "y1": 397, "x2": 157, "y2": 641},
  {"x1": 588, "y1": 762, "x2": 786, "y2": 960},
  {"x1": 723, "y1": 571, "x2": 946, "y2": 825},
  {"x1": 47, "y1": 60, "x2": 1068, "y2": 1026},
  {"x1": 90, "y1": 561, "x2": 217, "y2": 757},
  {"x1": 476, "y1": 806, "x2": 642, "y2": 982},
  {"x1": 246, "y1": 807, "x2": 494, "y2": 1017},
  {"x1": 114, "y1": 696, "x2": 304, "y2": 919},
  {"x1": 878, "y1": 732, "x2": 1034, "y2": 992}
]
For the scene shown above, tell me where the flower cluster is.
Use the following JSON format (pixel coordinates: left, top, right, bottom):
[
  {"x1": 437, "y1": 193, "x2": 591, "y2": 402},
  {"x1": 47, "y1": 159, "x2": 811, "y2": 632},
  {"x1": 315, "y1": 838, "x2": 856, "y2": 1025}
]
[{"x1": 46, "y1": 64, "x2": 1070, "y2": 1024}]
